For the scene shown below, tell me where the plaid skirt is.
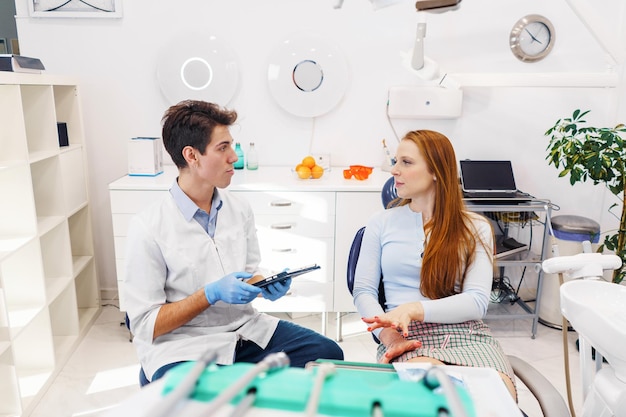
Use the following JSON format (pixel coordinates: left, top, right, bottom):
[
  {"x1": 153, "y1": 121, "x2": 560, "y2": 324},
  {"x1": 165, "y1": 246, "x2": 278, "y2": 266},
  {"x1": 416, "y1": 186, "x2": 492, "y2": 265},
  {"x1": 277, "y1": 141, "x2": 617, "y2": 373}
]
[{"x1": 376, "y1": 320, "x2": 516, "y2": 387}]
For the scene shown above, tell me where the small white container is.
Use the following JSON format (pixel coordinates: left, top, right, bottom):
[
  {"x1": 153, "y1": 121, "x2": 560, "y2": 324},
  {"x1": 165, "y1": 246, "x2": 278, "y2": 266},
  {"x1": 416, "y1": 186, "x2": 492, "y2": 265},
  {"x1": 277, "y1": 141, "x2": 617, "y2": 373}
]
[{"x1": 128, "y1": 137, "x2": 164, "y2": 176}]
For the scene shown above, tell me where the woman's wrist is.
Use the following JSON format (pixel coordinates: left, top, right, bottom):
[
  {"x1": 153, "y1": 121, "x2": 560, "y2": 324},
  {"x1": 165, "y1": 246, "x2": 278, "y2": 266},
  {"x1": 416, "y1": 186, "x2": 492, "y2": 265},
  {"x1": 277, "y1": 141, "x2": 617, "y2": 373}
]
[{"x1": 409, "y1": 301, "x2": 425, "y2": 322}]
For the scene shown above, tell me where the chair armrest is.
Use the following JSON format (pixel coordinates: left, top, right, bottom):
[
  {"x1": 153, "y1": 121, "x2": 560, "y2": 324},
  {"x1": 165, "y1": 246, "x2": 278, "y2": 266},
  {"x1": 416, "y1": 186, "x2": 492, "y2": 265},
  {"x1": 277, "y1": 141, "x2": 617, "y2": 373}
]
[{"x1": 507, "y1": 355, "x2": 571, "y2": 417}]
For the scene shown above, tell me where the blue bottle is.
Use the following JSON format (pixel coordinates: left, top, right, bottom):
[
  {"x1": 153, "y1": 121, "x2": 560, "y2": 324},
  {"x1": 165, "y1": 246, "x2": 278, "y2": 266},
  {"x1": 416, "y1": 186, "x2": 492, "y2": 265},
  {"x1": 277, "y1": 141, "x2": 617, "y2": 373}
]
[{"x1": 234, "y1": 142, "x2": 244, "y2": 170}]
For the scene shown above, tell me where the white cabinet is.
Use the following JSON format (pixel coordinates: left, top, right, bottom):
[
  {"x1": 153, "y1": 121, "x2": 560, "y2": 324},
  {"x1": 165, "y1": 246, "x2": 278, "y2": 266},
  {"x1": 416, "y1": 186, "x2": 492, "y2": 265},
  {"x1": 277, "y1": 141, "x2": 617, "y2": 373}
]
[
  {"x1": 231, "y1": 190, "x2": 336, "y2": 314},
  {"x1": 333, "y1": 192, "x2": 382, "y2": 313},
  {"x1": 0, "y1": 73, "x2": 100, "y2": 416},
  {"x1": 108, "y1": 166, "x2": 388, "y2": 323}
]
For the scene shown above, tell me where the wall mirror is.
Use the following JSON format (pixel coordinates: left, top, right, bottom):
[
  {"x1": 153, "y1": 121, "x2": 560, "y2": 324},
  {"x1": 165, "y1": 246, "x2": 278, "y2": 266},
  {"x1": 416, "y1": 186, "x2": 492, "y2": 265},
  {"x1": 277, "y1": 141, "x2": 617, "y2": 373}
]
[
  {"x1": 268, "y1": 33, "x2": 349, "y2": 118},
  {"x1": 293, "y1": 60, "x2": 324, "y2": 92}
]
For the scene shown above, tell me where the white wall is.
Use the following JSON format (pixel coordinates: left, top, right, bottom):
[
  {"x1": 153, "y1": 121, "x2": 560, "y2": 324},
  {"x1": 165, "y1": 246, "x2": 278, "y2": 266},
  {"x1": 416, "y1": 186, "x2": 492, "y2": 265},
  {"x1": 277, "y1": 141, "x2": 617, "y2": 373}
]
[{"x1": 13, "y1": 0, "x2": 626, "y2": 297}]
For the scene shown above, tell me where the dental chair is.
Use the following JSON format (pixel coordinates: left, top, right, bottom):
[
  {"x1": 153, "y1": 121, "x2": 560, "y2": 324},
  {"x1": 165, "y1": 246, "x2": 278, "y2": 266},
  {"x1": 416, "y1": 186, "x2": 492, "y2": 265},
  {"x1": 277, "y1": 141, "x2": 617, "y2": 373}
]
[{"x1": 345, "y1": 176, "x2": 571, "y2": 417}]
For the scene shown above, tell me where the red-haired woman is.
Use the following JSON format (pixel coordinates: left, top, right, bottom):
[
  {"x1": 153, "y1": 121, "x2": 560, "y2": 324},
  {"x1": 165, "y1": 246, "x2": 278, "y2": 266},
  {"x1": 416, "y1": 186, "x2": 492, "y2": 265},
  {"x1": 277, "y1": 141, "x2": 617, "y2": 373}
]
[{"x1": 352, "y1": 129, "x2": 516, "y2": 400}]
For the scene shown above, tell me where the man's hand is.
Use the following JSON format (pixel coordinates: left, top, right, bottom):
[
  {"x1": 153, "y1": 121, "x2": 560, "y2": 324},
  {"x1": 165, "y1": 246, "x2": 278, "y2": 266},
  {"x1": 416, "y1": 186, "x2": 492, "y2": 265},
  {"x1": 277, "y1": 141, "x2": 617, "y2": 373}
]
[
  {"x1": 204, "y1": 272, "x2": 261, "y2": 305},
  {"x1": 261, "y1": 277, "x2": 291, "y2": 301}
]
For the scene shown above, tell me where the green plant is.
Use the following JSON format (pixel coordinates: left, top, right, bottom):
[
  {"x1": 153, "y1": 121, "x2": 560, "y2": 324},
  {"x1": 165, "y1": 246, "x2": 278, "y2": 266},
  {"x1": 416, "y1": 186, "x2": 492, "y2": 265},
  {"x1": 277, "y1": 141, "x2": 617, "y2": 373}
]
[{"x1": 545, "y1": 109, "x2": 626, "y2": 284}]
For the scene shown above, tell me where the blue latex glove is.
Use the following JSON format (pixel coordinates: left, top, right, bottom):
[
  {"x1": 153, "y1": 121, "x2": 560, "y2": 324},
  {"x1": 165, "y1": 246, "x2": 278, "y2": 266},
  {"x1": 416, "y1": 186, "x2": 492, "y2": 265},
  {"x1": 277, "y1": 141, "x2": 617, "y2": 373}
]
[
  {"x1": 204, "y1": 272, "x2": 261, "y2": 305},
  {"x1": 261, "y1": 277, "x2": 292, "y2": 301}
]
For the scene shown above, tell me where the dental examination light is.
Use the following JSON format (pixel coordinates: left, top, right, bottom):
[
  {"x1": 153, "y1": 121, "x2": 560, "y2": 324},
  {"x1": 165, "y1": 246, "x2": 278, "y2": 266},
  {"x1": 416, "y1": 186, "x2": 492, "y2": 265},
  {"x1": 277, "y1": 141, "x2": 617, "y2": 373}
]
[
  {"x1": 412, "y1": 0, "x2": 463, "y2": 71},
  {"x1": 415, "y1": 0, "x2": 462, "y2": 12},
  {"x1": 333, "y1": 1, "x2": 463, "y2": 75}
]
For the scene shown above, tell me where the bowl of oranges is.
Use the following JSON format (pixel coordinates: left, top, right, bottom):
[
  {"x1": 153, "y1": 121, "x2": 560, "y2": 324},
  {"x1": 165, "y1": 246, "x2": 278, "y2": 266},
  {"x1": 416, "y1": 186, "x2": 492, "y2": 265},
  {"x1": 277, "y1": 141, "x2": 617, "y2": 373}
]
[{"x1": 294, "y1": 156, "x2": 325, "y2": 180}]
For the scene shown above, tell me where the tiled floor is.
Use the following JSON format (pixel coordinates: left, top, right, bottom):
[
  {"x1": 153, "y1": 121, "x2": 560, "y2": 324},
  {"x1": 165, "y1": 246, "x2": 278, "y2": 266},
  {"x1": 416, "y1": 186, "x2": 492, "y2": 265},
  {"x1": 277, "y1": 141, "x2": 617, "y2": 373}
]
[{"x1": 28, "y1": 303, "x2": 584, "y2": 417}]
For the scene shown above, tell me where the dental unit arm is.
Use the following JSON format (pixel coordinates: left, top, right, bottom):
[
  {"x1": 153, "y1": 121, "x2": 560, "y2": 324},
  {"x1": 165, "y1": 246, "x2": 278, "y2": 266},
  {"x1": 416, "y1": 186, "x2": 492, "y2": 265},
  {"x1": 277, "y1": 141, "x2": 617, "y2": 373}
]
[
  {"x1": 542, "y1": 249, "x2": 623, "y2": 417},
  {"x1": 542, "y1": 252, "x2": 622, "y2": 280}
]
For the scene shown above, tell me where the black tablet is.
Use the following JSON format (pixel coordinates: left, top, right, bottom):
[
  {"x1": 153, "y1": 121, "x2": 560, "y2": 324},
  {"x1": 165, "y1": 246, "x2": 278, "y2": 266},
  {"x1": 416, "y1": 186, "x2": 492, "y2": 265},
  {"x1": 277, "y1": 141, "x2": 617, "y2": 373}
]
[{"x1": 252, "y1": 264, "x2": 321, "y2": 288}]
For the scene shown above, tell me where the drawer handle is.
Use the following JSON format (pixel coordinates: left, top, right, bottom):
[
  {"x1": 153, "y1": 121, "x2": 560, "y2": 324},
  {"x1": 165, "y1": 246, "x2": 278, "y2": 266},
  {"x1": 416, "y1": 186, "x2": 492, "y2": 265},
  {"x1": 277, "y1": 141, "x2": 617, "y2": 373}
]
[
  {"x1": 272, "y1": 248, "x2": 296, "y2": 253},
  {"x1": 270, "y1": 200, "x2": 292, "y2": 207},
  {"x1": 270, "y1": 223, "x2": 294, "y2": 230}
]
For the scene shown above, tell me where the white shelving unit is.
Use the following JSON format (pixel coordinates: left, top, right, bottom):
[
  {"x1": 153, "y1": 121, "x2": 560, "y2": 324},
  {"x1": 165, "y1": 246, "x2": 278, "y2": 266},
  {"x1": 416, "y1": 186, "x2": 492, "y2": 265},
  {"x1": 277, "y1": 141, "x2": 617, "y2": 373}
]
[{"x1": 0, "y1": 73, "x2": 100, "y2": 416}]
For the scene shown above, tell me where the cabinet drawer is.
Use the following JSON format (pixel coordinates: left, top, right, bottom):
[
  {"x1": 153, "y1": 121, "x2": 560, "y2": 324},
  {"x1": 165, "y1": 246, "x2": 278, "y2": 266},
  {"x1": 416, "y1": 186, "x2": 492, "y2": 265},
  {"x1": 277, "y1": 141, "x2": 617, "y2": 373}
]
[
  {"x1": 255, "y1": 214, "x2": 334, "y2": 238},
  {"x1": 252, "y1": 280, "x2": 332, "y2": 313},
  {"x1": 232, "y1": 191, "x2": 335, "y2": 217},
  {"x1": 110, "y1": 190, "x2": 168, "y2": 213},
  {"x1": 258, "y1": 236, "x2": 333, "y2": 282}
]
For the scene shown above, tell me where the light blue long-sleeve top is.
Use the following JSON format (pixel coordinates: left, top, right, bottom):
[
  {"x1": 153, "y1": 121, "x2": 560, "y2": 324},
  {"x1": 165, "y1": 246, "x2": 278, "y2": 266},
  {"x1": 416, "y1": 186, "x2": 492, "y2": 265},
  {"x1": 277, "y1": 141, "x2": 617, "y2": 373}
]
[{"x1": 352, "y1": 204, "x2": 493, "y2": 336}]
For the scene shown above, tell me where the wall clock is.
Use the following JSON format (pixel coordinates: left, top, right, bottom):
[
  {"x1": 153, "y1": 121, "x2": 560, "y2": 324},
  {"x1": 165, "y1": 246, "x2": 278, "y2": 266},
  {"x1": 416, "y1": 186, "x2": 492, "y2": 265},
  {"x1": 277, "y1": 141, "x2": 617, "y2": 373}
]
[{"x1": 509, "y1": 14, "x2": 555, "y2": 63}]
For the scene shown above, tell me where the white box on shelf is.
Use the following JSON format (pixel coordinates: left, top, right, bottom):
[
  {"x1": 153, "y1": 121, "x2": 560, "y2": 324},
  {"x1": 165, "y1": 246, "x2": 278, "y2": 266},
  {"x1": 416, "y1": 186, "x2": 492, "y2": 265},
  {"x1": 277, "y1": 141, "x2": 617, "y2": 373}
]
[{"x1": 128, "y1": 137, "x2": 163, "y2": 176}]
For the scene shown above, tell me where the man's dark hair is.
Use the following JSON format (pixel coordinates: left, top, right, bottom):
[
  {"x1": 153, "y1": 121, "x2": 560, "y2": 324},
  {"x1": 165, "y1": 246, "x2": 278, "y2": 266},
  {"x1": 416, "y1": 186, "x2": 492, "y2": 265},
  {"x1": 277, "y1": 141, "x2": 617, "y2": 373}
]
[{"x1": 161, "y1": 100, "x2": 237, "y2": 168}]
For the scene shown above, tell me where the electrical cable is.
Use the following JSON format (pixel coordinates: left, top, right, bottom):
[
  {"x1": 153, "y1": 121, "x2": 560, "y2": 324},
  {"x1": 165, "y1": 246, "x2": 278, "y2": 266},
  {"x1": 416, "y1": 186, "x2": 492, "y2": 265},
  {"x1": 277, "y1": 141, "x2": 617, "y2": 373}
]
[
  {"x1": 559, "y1": 271, "x2": 577, "y2": 417},
  {"x1": 514, "y1": 266, "x2": 527, "y2": 299},
  {"x1": 385, "y1": 98, "x2": 401, "y2": 143}
]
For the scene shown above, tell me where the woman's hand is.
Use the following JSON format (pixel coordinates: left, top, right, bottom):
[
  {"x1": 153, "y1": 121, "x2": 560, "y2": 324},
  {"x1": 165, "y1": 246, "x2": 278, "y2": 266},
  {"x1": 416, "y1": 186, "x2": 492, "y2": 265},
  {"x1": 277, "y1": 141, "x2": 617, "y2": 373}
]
[
  {"x1": 362, "y1": 302, "x2": 424, "y2": 337},
  {"x1": 377, "y1": 328, "x2": 422, "y2": 364}
]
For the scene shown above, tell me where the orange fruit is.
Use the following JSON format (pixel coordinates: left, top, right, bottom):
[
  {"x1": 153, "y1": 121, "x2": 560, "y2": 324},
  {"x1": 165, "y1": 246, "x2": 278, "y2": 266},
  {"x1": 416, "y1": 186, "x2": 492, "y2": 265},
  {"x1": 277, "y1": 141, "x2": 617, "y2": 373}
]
[
  {"x1": 302, "y1": 156, "x2": 316, "y2": 169},
  {"x1": 296, "y1": 165, "x2": 311, "y2": 179},
  {"x1": 311, "y1": 165, "x2": 324, "y2": 179},
  {"x1": 295, "y1": 163, "x2": 304, "y2": 172}
]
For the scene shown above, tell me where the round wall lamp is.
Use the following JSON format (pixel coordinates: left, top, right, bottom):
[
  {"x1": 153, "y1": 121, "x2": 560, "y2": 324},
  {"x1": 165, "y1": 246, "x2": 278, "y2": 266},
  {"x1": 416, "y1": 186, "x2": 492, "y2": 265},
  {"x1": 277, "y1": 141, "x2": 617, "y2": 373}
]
[
  {"x1": 267, "y1": 33, "x2": 349, "y2": 118},
  {"x1": 156, "y1": 33, "x2": 240, "y2": 106}
]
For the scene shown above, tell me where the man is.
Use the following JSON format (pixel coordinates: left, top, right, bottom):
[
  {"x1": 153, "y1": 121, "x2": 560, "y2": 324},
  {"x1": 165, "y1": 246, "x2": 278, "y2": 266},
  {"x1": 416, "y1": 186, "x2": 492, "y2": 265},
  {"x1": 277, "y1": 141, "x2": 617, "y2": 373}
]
[{"x1": 124, "y1": 100, "x2": 343, "y2": 383}]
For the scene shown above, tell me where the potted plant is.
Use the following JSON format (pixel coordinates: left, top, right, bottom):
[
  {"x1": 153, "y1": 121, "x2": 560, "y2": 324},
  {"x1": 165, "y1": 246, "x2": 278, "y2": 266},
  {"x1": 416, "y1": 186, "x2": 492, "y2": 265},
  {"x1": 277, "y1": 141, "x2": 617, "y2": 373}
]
[{"x1": 544, "y1": 109, "x2": 626, "y2": 283}]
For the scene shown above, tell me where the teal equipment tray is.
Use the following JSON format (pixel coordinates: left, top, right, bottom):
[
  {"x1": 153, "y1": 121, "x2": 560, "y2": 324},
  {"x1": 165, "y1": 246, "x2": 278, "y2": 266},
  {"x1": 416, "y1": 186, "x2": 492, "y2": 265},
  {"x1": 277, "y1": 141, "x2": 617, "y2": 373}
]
[{"x1": 162, "y1": 360, "x2": 475, "y2": 417}]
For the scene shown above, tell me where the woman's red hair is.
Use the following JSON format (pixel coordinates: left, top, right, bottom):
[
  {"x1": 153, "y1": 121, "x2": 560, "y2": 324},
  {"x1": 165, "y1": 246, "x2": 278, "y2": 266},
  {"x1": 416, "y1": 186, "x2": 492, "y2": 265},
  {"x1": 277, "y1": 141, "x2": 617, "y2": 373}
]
[{"x1": 393, "y1": 130, "x2": 492, "y2": 299}]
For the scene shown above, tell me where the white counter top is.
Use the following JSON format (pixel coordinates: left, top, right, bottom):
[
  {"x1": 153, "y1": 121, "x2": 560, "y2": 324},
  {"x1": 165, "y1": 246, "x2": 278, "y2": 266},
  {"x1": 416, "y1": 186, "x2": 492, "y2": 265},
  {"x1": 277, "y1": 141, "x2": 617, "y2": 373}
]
[{"x1": 109, "y1": 165, "x2": 392, "y2": 192}]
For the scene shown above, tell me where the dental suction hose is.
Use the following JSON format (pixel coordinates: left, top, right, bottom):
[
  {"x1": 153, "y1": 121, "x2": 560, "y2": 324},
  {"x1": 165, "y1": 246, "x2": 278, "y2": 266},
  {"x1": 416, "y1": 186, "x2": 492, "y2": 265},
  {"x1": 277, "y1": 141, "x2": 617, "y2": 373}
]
[
  {"x1": 147, "y1": 350, "x2": 217, "y2": 417},
  {"x1": 424, "y1": 367, "x2": 469, "y2": 417},
  {"x1": 202, "y1": 352, "x2": 290, "y2": 416}
]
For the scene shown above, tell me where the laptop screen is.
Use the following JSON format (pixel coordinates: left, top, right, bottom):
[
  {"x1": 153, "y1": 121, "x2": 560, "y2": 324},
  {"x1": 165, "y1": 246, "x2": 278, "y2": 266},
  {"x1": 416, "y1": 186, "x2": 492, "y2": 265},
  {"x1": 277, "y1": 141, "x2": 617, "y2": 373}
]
[{"x1": 460, "y1": 160, "x2": 517, "y2": 193}]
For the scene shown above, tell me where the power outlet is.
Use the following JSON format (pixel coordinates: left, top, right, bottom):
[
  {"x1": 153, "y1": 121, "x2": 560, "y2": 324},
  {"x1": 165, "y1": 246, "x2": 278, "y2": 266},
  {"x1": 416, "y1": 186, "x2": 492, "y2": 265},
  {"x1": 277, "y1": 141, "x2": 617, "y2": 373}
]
[{"x1": 312, "y1": 153, "x2": 331, "y2": 170}]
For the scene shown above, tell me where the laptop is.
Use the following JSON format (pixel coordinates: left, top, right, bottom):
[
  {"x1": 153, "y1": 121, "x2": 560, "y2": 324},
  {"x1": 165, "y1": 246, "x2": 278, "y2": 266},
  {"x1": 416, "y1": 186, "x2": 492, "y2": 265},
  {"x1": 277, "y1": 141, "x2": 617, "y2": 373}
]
[{"x1": 459, "y1": 160, "x2": 533, "y2": 202}]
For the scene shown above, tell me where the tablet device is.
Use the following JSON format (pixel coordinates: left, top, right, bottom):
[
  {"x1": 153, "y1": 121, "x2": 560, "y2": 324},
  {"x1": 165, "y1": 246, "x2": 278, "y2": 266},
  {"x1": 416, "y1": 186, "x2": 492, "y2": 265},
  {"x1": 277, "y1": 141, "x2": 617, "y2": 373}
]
[{"x1": 252, "y1": 264, "x2": 321, "y2": 288}]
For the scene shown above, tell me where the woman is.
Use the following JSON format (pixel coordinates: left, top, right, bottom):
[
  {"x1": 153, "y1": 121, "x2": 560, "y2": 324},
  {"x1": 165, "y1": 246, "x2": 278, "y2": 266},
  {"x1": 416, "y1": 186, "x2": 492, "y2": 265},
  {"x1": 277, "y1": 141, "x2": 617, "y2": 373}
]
[{"x1": 352, "y1": 130, "x2": 516, "y2": 400}]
